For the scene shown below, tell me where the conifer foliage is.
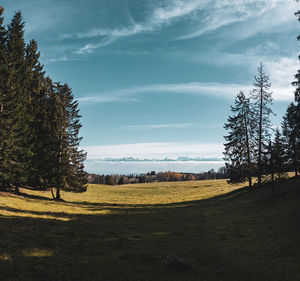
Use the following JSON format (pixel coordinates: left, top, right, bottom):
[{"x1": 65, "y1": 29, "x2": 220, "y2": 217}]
[
  {"x1": 224, "y1": 92, "x2": 254, "y2": 187},
  {"x1": 224, "y1": 65, "x2": 276, "y2": 187},
  {"x1": 282, "y1": 103, "x2": 300, "y2": 176},
  {"x1": 0, "y1": 7, "x2": 87, "y2": 197},
  {"x1": 250, "y1": 63, "x2": 274, "y2": 187},
  {"x1": 224, "y1": 5, "x2": 300, "y2": 187}
]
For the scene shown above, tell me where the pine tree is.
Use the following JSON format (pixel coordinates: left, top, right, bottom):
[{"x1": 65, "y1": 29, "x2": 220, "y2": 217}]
[
  {"x1": 282, "y1": 103, "x2": 300, "y2": 176},
  {"x1": 25, "y1": 39, "x2": 48, "y2": 188},
  {"x1": 48, "y1": 83, "x2": 87, "y2": 200},
  {"x1": 0, "y1": 6, "x2": 8, "y2": 188},
  {"x1": 251, "y1": 63, "x2": 273, "y2": 187},
  {"x1": 5, "y1": 11, "x2": 30, "y2": 193},
  {"x1": 272, "y1": 129, "x2": 288, "y2": 180},
  {"x1": 224, "y1": 91, "x2": 254, "y2": 187},
  {"x1": 290, "y1": 5, "x2": 300, "y2": 175},
  {"x1": 292, "y1": 70, "x2": 300, "y2": 103},
  {"x1": 263, "y1": 140, "x2": 274, "y2": 183}
]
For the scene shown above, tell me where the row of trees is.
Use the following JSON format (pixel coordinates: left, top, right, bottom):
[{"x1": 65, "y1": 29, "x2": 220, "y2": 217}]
[
  {"x1": 0, "y1": 7, "x2": 87, "y2": 199},
  {"x1": 88, "y1": 167, "x2": 229, "y2": 185},
  {"x1": 224, "y1": 5, "x2": 300, "y2": 188},
  {"x1": 224, "y1": 66, "x2": 300, "y2": 186}
]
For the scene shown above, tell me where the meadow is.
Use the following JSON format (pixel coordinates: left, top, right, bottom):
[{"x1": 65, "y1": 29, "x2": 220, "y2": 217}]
[{"x1": 0, "y1": 178, "x2": 299, "y2": 281}]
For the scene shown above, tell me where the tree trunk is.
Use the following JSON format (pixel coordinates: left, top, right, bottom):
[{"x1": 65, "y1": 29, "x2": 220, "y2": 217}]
[
  {"x1": 15, "y1": 185, "x2": 20, "y2": 194},
  {"x1": 56, "y1": 187, "x2": 61, "y2": 200},
  {"x1": 50, "y1": 187, "x2": 55, "y2": 199},
  {"x1": 257, "y1": 90, "x2": 263, "y2": 187},
  {"x1": 248, "y1": 176, "x2": 252, "y2": 188},
  {"x1": 243, "y1": 111, "x2": 252, "y2": 188}
]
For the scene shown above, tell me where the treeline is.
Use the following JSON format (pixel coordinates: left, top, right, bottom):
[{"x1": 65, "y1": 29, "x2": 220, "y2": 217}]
[
  {"x1": 88, "y1": 167, "x2": 229, "y2": 185},
  {"x1": 224, "y1": 43, "x2": 300, "y2": 186},
  {"x1": 0, "y1": 7, "x2": 87, "y2": 199}
]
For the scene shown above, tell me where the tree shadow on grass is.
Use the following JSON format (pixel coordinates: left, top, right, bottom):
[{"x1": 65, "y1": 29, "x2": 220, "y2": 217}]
[{"x1": 0, "y1": 178, "x2": 300, "y2": 281}]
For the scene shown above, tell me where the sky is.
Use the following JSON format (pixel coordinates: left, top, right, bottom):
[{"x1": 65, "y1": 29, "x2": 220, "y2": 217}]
[{"x1": 2, "y1": 0, "x2": 300, "y2": 174}]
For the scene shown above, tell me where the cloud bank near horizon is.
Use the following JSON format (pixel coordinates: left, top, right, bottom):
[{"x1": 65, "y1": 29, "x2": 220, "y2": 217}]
[{"x1": 82, "y1": 142, "x2": 224, "y2": 161}]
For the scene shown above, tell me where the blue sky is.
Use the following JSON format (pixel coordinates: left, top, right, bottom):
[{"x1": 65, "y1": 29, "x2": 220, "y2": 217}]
[{"x1": 2, "y1": 0, "x2": 300, "y2": 173}]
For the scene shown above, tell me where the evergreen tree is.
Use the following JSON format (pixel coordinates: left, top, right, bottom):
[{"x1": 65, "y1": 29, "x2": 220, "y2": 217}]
[
  {"x1": 262, "y1": 140, "x2": 274, "y2": 183},
  {"x1": 48, "y1": 83, "x2": 87, "y2": 200},
  {"x1": 290, "y1": 6, "x2": 300, "y2": 175},
  {"x1": 24, "y1": 39, "x2": 49, "y2": 188},
  {"x1": 292, "y1": 70, "x2": 300, "y2": 103},
  {"x1": 282, "y1": 103, "x2": 300, "y2": 176},
  {"x1": 224, "y1": 91, "x2": 254, "y2": 187},
  {"x1": 118, "y1": 176, "x2": 125, "y2": 185},
  {"x1": 105, "y1": 175, "x2": 114, "y2": 185},
  {"x1": 0, "y1": 6, "x2": 9, "y2": 188},
  {"x1": 251, "y1": 63, "x2": 273, "y2": 187},
  {"x1": 5, "y1": 11, "x2": 30, "y2": 193},
  {"x1": 272, "y1": 129, "x2": 288, "y2": 180}
]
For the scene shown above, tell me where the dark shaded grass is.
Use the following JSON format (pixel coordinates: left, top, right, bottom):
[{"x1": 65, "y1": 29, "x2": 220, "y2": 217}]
[{"x1": 0, "y1": 178, "x2": 300, "y2": 281}]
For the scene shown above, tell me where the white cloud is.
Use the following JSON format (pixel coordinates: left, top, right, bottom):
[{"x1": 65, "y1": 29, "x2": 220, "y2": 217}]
[
  {"x1": 77, "y1": 23, "x2": 151, "y2": 40},
  {"x1": 62, "y1": 0, "x2": 298, "y2": 54},
  {"x1": 77, "y1": 96, "x2": 139, "y2": 104},
  {"x1": 82, "y1": 142, "x2": 224, "y2": 160},
  {"x1": 76, "y1": 82, "x2": 249, "y2": 104},
  {"x1": 75, "y1": 38, "x2": 116, "y2": 54},
  {"x1": 78, "y1": 75, "x2": 296, "y2": 105},
  {"x1": 122, "y1": 123, "x2": 200, "y2": 130},
  {"x1": 74, "y1": 0, "x2": 203, "y2": 54},
  {"x1": 180, "y1": 0, "x2": 297, "y2": 40}
]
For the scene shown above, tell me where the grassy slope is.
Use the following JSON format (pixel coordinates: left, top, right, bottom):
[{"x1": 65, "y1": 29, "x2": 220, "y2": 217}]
[{"x1": 0, "y1": 178, "x2": 299, "y2": 281}]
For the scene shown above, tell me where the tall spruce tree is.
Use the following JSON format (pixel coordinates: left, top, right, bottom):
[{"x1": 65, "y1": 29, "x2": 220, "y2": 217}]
[
  {"x1": 282, "y1": 103, "x2": 300, "y2": 176},
  {"x1": 272, "y1": 129, "x2": 288, "y2": 180},
  {"x1": 25, "y1": 39, "x2": 48, "y2": 187},
  {"x1": 6, "y1": 11, "x2": 30, "y2": 193},
  {"x1": 251, "y1": 63, "x2": 273, "y2": 187},
  {"x1": 290, "y1": 4, "x2": 300, "y2": 176},
  {"x1": 0, "y1": 6, "x2": 8, "y2": 188},
  {"x1": 224, "y1": 91, "x2": 254, "y2": 187},
  {"x1": 49, "y1": 83, "x2": 87, "y2": 200},
  {"x1": 292, "y1": 5, "x2": 300, "y2": 102}
]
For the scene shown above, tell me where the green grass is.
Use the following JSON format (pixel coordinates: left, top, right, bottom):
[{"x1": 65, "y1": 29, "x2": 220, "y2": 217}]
[{"x1": 0, "y1": 178, "x2": 299, "y2": 281}]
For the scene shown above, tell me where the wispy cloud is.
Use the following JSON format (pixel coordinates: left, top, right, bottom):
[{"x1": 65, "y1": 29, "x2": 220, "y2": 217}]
[
  {"x1": 178, "y1": 0, "x2": 295, "y2": 40},
  {"x1": 71, "y1": 0, "x2": 298, "y2": 54},
  {"x1": 77, "y1": 96, "x2": 139, "y2": 104},
  {"x1": 75, "y1": 38, "x2": 117, "y2": 55},
  {"x1": 75, "y1": 82, "x2": 248, "y2": 105},
  {"x1": 74, "y1": 0, "x2": 203, "y2": 54},
  {"x1": 122, "y1": 123, "x2": 199, "y2": 130},
  {"x1": 78, "y1": 78, "x2": 295, "y2": 104},
  {"x1": 82, "y1": 142, "x2": 224, "y2": 160}
]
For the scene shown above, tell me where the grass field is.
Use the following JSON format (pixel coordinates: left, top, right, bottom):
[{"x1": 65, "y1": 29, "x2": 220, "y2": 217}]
[{"x1": 0, "y1": 178, "x2": 299, "y2": 281}]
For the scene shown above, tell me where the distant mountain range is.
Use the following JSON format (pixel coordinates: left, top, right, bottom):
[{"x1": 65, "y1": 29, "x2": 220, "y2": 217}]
[{"x1": 90, "y1": 157, "x2": 223, "y2": 162}]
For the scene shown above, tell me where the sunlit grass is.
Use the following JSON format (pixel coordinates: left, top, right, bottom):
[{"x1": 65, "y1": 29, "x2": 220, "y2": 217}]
[
  {"x1": 22, "y1": 249, "x2": 53, "y2": 258},
  {"x1": 0, "y1": 180, "x2": 245, "y2": 220},
  {"x1": 0, "y1": 177, "x2": 299, "y2": 281}
]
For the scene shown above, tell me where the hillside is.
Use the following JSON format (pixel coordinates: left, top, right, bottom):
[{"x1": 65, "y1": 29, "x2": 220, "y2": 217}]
[{"x1": 0, "y1": 178, "x2": 299, "y2": 281}]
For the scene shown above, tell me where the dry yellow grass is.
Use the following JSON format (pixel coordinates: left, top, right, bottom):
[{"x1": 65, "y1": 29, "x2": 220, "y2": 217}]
[
  {"x1": 0, "y1": 178, "x2": 299, "y2": 281},
  {"x1": 0, "y1": 180, "x2": 244, "y2": 220}
]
